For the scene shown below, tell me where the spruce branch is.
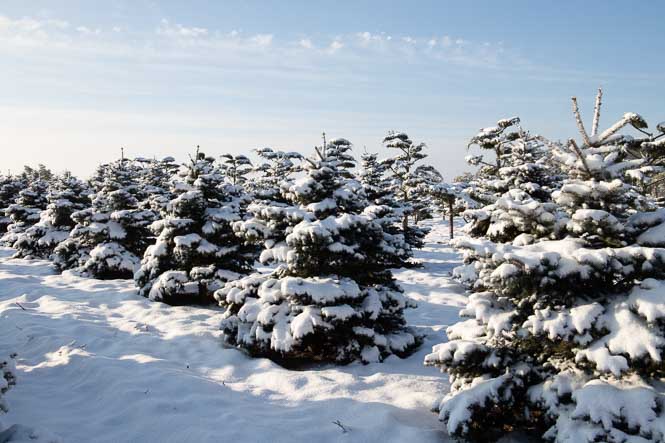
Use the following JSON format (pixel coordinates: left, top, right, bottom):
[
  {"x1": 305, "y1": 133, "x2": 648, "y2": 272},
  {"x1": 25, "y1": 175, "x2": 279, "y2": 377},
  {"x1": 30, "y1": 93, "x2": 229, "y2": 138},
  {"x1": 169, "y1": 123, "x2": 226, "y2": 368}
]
[
  {"x1": 569, "y1": 138, "x2": 592, "y2": 178},
  {"x1": 591, "y1": 88, "x2": 602, "y2": 136},
  {"x1": 572, "y1": 96, "x2": 593, "y2": 147},
  {"x1": 314, "y1": 145, "x2": 325, "y2": 161},
  {"x1": 597, "y1": 113, "x2": 646, "y2": 144}
]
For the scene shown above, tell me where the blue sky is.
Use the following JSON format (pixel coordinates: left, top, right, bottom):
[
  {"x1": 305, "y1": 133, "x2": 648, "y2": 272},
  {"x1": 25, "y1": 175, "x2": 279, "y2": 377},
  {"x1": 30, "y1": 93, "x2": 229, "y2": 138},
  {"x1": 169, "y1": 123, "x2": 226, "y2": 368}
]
[{"x1": 1, "y1": 0, "x2": 664, "y2": 178}]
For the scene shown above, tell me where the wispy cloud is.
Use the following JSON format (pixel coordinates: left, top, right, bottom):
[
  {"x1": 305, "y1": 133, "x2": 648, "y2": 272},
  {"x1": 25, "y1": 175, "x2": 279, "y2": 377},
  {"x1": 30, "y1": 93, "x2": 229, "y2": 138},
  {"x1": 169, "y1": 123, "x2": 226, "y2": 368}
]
[
  {"x1": 0, "y1": 13, "x2": 520, "y2": 70},
  {"x1": 156, "y1": 19, "x2": 208, "y2": 38}
]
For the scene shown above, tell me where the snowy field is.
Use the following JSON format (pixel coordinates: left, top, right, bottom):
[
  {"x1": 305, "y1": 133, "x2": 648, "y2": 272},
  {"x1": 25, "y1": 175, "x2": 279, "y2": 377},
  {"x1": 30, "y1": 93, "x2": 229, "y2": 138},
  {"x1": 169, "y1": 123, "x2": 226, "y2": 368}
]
[{"x1": 0, "y1": 219, "x2": 466, "y2": 443}]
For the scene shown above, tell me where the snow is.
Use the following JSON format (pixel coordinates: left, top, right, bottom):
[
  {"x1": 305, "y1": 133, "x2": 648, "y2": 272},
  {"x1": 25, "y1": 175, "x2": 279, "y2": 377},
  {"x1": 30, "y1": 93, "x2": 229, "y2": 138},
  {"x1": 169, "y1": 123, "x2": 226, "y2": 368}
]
[
  {"x1": 436, "y1": 374, "x2": 510, "y2": 436},
  {"x1": 572, "y1": 377, "x2": 659, "y2": 433},
  {"x1": 637, "y1": 221, "x2": 665, "y2": 247},
  {"x1": 280, "y1": 276, "x2": 361, "y2": 304},
  {"x1": 0, "y1": 219, "x2": 466, "y2": 443}
]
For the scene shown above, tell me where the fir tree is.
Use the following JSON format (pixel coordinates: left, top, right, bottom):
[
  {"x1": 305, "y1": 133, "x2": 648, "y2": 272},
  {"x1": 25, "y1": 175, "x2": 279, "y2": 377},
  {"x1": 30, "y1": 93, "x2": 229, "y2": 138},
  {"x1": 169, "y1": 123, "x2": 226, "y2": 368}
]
[
  {"x1": 359, "y1": 151, "x2": 391, "y2": 205},
  {"x1": 409, "y1": 164, "x2": 444, "y2": 223},
  {"x1": 135, "y1": 149, "x2": 254, "y2": 305},
  {"x1": 136, "y1": 156, "x2": 178, "y2": 213},
  {"x1": 216, "y1": 137, "x2": 419, "y2": 364},
  {"x1": 382, "y1": 131, "x2": 431, "y2": 248},
  {"x1": 463, "y1": 118, "x2": 565, "y2": 242},
  {"x1": 0, "y1": 175, "x2": 24, "y2": 234},
  {"x1": 53, "y1": 158, "x2": 156, "y2": 278},
  {"x1": 13, "y1": 173, "x2": 90, "y2": 259},
  {"x1": 426, "y1": 91, "x2": 665, "y2": 442},
  {"x1": 251, "y1": 147, "x2": 303, "y2": 201},
  {"x1": 0, "y1": 178, "x2": 49, "y2": 247},
  {"x1": 219, "y1": 154, "x2": 253, "y2": 187}
]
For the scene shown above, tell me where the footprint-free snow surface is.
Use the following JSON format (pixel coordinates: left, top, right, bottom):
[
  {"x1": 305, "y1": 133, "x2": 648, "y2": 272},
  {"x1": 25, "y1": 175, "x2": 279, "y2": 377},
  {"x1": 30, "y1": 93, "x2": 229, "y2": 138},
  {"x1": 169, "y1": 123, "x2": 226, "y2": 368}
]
[{"x1": 0, "y1": 220, "x2": 466, "y2": 443}]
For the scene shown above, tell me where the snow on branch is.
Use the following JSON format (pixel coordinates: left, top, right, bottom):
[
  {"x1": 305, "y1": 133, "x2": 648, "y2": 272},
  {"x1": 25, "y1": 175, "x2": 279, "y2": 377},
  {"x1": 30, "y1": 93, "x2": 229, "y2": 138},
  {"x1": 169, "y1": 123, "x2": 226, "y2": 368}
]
[
  {"x1": 591, "y1": 87, "x2": 602, "y2": 136},
  {"x1": 571, "y1": 96, "x2": 592, "y2": 147}
]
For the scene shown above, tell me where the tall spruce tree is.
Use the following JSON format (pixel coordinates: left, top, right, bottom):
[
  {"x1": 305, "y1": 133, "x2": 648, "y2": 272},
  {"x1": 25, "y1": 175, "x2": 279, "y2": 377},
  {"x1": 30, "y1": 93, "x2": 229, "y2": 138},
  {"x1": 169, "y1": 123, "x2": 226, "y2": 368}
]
[
  {"x1": 463, "y1": 118, "x2": 565, "y2": 242},
  {"x1": 134, "y1": 149, "x2": 254, "y2": 305},
  {"x1": 216, "y1": 137, "x2": 419, "y2": 364},
  {"x1": 359, "y1": 151, "x2": 391, "y2": 205},
  {"x1": 251, "y1": 147, "x2": 303, "y2": 201},
  {"x1": 0, "y1": 175, "x2": 24, "y2": 234},
  {"x1": 219, "y1": 154, "x2": 253, "y2": 187},
  {"x1": 13, "y1": 173, "x2": 90, "y2": 259},
  {"x1": 426, "y1": 91, "x2": 665, "y2": 442},
  {"x1": 136, "y1": 156, "x2": 178, "y2": 213},
  {"x1": 382, "y1": 131, "x2": 431, "y2": 248},
  {"x1": 0, "y1": 178, "x2": 49, "y2": 247},
  {"x1": 53, "y1": 158, "x2": 156, "y2": 278}
]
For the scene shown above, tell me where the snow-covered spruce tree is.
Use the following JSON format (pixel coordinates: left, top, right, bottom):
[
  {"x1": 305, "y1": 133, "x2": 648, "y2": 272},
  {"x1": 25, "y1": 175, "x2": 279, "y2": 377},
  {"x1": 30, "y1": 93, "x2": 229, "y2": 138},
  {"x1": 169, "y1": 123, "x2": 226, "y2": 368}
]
[
  {"x1": 0, "y1": 175, "x2": 24, "y2": 234},
  {"x1": 135, "y1": 149, "x2": 254, "y2": 305},
  {"x1": 0, "y1": 177, "x2": 49, "y2": 247},
  {"x1": 463, "y1": 117, "x2": 566, "y2": 242},
  {"x1": 382, "y1": 131, "x2": 432, "y2": 248},
  {"x1": 430, "y1": 182, "x2": 480, "y2": 240},
  {"x1": 53, "y1": 158, "x2": 156, "y2": 278},
  {"x1": 426, "y1": 91, "x2": 665, "y2": 442},
  {"x1": 358, "y1": 150, "x2": 423, "y2": 262},
  {"x1": 359, "y1": 151, "x2": 392, "y2": 205},
  {"x1": 250, "y1": 147, "x2": 303, "y2": 201},
  {"x1": 135, "y1": 156, "x2": 178, "y2": 213},
  {"x1": 410, "y1": 164, "x2": 445, "y2": 223},
  {"x1": 219, "y1": 153, "x2": 253, "y2": 187},
  {"x1": 13, "y1": 173, "x2": 90, "y2": 259},
  {"x1": 216, "y1": 137, "x2": 419, "y2": 364},
  {"x1": 464, "y1": 117, "x2": 561, "y2": 206}
]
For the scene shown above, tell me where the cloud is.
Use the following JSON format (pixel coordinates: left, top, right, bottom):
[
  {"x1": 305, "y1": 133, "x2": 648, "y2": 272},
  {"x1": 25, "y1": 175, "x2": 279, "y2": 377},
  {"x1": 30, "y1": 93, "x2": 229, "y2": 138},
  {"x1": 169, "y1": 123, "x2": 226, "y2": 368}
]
[
  {"x1": 249, "y1": 33, "x2": 273, "y2": 47},
  {"x1": 157, "y1": 19, "x2": 208, "y2": 38},
  {"x1": 0, "y1": 13, "x2": 523, "y2": 72},
  {"x1": 76, "y1": 26, "x2": 101, "y2": 35},
  {"x1": 328, "y1": 39, "x2": 343, "y2": 53},
  {"x1": 0, "y1": 15, "x2": 59, "y2": 46}
]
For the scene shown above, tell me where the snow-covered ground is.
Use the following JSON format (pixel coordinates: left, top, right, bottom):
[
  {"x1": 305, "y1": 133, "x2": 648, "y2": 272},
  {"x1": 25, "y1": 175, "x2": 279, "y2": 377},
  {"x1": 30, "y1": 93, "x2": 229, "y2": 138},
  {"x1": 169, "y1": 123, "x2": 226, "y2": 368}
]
[{"x1": 0, "y1": 219, "x2": 466, "y2": 443}]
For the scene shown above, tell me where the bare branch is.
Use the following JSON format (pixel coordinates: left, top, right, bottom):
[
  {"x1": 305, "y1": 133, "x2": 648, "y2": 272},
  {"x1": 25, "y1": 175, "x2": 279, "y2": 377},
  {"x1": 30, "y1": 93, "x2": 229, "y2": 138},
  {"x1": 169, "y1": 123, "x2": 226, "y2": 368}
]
[
  {"x1": 591, "y1": 88, "x2": 603, "y2": 136},
  {"x1": 572, "y1": 97, "x2": 593, "y2": 146},
  {"x1": 332, "y1": 420, "x2": 348, "y2": 433}
]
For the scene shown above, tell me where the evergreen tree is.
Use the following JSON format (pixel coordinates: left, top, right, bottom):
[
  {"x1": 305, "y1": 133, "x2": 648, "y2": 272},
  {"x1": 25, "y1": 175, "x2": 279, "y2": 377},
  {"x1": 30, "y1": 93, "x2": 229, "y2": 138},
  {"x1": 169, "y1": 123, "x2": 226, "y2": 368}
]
[
  {"x1": 216, "y1": 137, "x2": 419, "y2": 364},
  {"x1": 53, "y1": 158, "x2": 156, "y2": 278},
  {"x1": 426, "y1": 91, "x2": 665, "y2": 442},
  {"x1": 0, "y1": 175, "x2": 24, "y2": 234},
  {"x1": 219, "y1": 154, "x2": 253, "y2": 187},
  {"x1": 409, "y1": 164, "x2": 444, "y2": 223},
  {"x1": 13, "y1": 173, "x2": 90, "y2": 259},
  {"x1": 251, "y1": 147, "x2": 302, "y2": 201},
  {"x1": 430, "y1": 182, "x2": 479, "y2": 240},
  {"x1": 135, "y1": 149, "x2": 254, "y2": 305},
  {"x1": 463, "y1": 118, "x2": 565, "y2": 242},
  {"x1": 464, "y1": 117, "x2": 523, "y2": 206},
  {"x1": 359, "y1": 151, "x2": 391, "y2": 205},
  {"x1": 382, "y1": 131, "x2": 431, "y2": 248},
  {"x1": 135, "y1": 156, "x2": 178, "y2": 213},
  {"x1": 0, "y1": 178, "x2": 49, "y2": 247}
]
